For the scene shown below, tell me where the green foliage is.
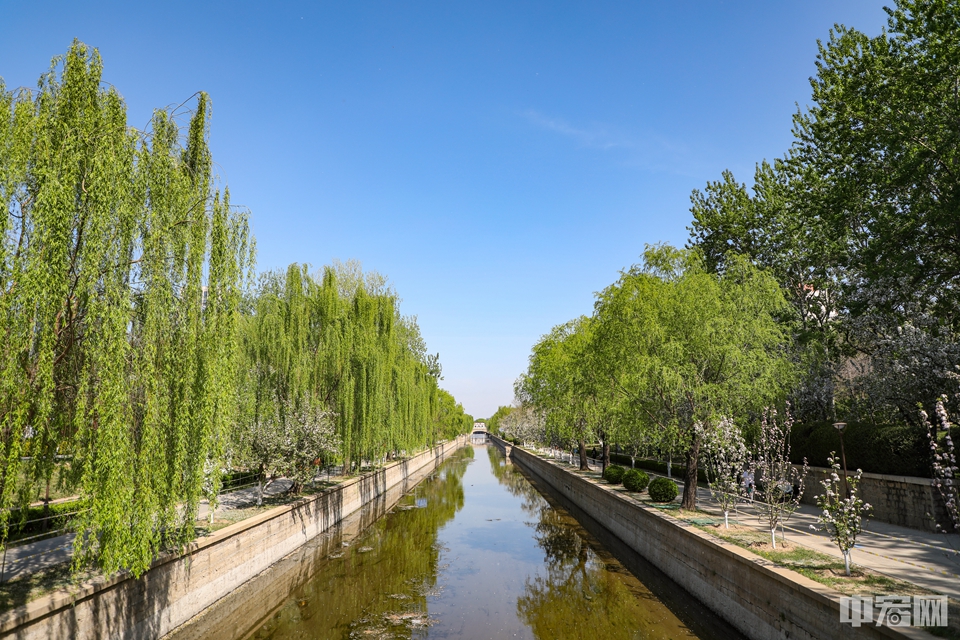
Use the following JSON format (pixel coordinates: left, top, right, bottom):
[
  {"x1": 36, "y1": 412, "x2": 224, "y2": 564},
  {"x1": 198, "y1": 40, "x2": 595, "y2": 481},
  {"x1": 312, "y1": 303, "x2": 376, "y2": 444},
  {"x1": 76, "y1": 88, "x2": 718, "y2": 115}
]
[
  {"x1": 235, "y1": 262, "x2": 470, "y2": 481},
  {"x1": 607, "y1": 454, "x2": 709, "y2": 483},
  {"x1": 790, "y1": 421, "x2": 928, "y2": 477},
  {"x1": 0, "y1": 42, "x2": 471, "y2": 580},
  {"x1": 7, "y1": 500, "x2": 83, "y2": 542},
  {"x1": 0, "y1": 41, "x2": 252, "y2": 577},
  {"x1": 686, "y1": 1, "x2": 960, "y2": 426},
  {"x1": 517, "y1": 317, "x2": 597, "y2": 455},
  {"x1": 603, "y1": 464, "x2": 625, "y2": 484},
  {"x1": 796, "y1": 1, "x2": 960, "y2": 316},
  {"x1": 485, "y1": 405, "x2": 513, "y2": 436},
  {"x1": 622, "y1": 469, "x2": 649, "y2": 493},
  {"x1": 647, "y1": 477, "x2": 678, "y2": 502},
  {"x1": 593, "y1": 245, "x2": 792, "y2": 509}
]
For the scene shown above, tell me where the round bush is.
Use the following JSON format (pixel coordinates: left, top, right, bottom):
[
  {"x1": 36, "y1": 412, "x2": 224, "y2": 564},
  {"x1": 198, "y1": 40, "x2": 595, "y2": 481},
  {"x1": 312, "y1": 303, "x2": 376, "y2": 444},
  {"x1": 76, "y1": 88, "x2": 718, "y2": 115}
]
[
  {"x1": 648, "y1": 476, "x2": 678, "y2": 502},
  {"x1": 622, "y1": 469, "x2": 649, "y2": 492},
  {"x1": 604, "y1": 464, "x2": 625, "y2": 484}
]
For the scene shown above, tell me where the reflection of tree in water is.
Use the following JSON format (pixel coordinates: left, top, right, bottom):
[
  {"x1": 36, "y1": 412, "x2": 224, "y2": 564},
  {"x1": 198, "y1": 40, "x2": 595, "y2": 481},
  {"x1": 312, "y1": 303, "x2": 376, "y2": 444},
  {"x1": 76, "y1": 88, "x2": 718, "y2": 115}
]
[
  {"x1": 517, "y1": 463, "x2": 694, "y2": 639},
  {"x1": 247, "y1": 447, "x2": 473, "y2": 639},
  {"x1": 533, "y1": 508, "x2": 582, "y2": 566},
  {"x1": 486, "y1": 446, "x2": 545, "y2": 518}
]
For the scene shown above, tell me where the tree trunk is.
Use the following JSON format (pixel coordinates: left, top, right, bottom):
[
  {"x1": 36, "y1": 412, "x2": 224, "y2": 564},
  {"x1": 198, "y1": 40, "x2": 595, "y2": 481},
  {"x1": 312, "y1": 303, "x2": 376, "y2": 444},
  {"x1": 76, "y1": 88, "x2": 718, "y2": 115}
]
[
  {"x1": 681, "y1": 436, "x2": 700, "y2": 510},
  {"x1": 42, "y1": 478, "x2": 51, "y2": 533},
  {"x1": 602, "y1": 441, "x2": 610, "y2": 475},
  {"x1": 578, "y1": 439, "x2": 589, "y2": 470},
  {"x1": 257, "y1": 463, "x2": 265, "y2": 506}
]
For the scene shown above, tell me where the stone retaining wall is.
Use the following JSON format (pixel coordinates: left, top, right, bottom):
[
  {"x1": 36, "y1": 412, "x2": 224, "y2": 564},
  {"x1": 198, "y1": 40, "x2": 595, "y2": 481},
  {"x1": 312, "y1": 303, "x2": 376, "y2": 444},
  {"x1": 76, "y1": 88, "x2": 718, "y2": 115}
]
[
  {"x1": 495, "y1": 437, "x2": 923, "y2": 640},
  {"x1": 798, "y1": 465, "x2": 949, "y2": 533},
  {"x1": 0, "y1": 436, "x2": 468, "y2": 640}
]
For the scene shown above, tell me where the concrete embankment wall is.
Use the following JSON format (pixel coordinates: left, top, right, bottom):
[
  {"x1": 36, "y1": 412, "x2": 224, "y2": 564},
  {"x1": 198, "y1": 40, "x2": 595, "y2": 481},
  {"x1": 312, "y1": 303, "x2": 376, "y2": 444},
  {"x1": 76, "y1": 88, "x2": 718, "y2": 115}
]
[
  {"x1": 0, "y1": 435, "x2": 468, "y2": 640},
  {"x1": 494, "y1": 437, "x2": 916, "y2": 640}
]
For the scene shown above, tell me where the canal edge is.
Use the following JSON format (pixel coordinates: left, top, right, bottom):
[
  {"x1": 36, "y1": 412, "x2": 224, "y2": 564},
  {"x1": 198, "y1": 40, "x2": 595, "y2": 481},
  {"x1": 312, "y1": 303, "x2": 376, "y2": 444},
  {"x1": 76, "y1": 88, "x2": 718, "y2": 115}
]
[
  {"x1": 489, "y1": 436, "x2": 929, "y2": 640},
  {"x1": 0, "y1": 435, "x2": 470, "y2": 640}
]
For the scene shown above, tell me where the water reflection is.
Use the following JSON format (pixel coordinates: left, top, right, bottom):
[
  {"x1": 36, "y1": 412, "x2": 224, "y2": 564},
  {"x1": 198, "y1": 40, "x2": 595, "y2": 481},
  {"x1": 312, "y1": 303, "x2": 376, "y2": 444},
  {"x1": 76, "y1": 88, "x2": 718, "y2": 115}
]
[
  {"x1": 488, "y1": 448, "x2": 725, "y2": 640},
  {"x1": 196, "y1": 445, "x2": 740, "y2": 639},
  {"x1": 246, "y1": 448, "x2": 472, "y2": 639}
]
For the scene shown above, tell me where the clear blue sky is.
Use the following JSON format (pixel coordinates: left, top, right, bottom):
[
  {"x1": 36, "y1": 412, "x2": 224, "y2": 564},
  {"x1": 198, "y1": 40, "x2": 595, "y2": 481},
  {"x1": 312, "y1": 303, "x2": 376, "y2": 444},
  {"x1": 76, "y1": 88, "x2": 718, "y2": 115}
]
[{"x1": 2, "y1": 1, "x2": 888, "y2": 418}]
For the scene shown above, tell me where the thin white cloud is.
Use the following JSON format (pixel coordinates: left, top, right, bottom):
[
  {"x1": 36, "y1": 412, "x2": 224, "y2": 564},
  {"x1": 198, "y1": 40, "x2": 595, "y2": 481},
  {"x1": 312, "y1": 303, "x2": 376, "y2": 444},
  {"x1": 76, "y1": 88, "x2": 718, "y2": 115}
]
[
  {"x1": 522, "y1": 109, "x2": 633, "y2": 150},
  {"x1": 521, "y1": 109, "x2": 720, "y2": 178}
]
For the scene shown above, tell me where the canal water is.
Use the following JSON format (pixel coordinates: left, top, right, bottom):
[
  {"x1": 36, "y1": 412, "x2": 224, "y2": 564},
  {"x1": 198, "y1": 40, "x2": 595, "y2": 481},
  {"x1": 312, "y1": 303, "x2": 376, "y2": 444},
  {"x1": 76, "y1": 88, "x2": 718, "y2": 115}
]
[{"x1": 173, "y1": 444, "x2": 742, "y2": 639}]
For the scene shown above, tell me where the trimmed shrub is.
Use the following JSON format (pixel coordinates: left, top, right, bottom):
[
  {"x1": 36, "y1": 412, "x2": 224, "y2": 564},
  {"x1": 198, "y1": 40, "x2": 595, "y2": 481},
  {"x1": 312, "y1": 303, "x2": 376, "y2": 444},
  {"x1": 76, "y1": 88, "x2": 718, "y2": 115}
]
[
  {"x1": 623, "y1": 469, "x2": 649, "y2": 492},
  {"x1": 604, "y1": 464, "x2": 626, "y2": 484},
  {"x1": 648, "y1": 477, "x2": 679, "y2": 502}
]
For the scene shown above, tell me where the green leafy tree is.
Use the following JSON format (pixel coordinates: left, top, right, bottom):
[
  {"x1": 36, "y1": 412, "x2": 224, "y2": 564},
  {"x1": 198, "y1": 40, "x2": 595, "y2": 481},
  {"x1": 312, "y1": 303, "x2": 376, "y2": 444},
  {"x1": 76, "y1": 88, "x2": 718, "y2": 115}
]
[
  {"x1": 687, "y1": 163, "x2": 847, "y2": 422},
  {"x1": 486, "y1": 405, "x2": 514, "y2": 436},
  {"x1": 593, "y1": 245, "x2": 792, "y2": 510},
  {"x1": 794, "y1": 0, "x2": 960, "y2": 320},
  {"x1": 0, "y1": 42, "x2": 253, "y2": 576},
  {"x1": 518, "y1": 317, "x2": 602, "y2": 470},
  {"x1": 236, "y1": 262, "x2": 470, "y2": 482}
]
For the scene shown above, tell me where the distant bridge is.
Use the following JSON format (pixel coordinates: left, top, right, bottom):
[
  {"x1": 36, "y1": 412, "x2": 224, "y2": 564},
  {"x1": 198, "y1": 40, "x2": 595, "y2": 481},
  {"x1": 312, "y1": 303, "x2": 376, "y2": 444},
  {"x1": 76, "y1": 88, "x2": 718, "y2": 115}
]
[{"x1": 470, "y1": 423, "x2": 487, "y2": 443}]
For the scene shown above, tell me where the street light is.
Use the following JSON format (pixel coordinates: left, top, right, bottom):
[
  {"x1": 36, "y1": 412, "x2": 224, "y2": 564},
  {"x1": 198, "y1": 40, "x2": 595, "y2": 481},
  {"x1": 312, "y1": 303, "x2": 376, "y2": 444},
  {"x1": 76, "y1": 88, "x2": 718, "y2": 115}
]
[{"x1": 833, "y1": 422, "x2": 850, "y2": 498}]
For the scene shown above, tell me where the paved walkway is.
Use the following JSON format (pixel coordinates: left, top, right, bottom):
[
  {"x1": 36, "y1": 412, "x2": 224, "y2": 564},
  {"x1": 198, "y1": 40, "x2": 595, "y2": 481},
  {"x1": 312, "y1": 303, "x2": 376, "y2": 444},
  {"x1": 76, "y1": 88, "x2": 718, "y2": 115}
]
[
  {"x1": 561, "y1": 453, "x2": 960, "y2": 600},
  {"x1": 0, "y1": 479, "x2": 294, "y2": 583},
  {"x1": 696, "y1": 487, "x2": 960, "y2": 600}
]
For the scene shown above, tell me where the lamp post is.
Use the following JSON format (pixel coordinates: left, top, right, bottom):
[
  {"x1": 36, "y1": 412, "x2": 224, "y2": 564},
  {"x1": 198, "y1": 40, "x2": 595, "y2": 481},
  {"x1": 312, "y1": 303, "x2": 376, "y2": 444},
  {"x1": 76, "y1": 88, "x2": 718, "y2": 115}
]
[{"x1": 833, "y1": 422, "x2": 850, "y2": 498}]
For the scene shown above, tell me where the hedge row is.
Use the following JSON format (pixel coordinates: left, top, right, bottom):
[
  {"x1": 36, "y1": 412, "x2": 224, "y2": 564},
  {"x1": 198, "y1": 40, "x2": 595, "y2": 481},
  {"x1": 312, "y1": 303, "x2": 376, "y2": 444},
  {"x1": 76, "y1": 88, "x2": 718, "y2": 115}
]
[
  {"x1": 607, "y1": 453, "x2": 710, "y2": 483},
  {"x1": 789, "y1": 421, "x2": 930, "y2": 477},
  {"x1": 7, "y1": 499, "x2": 83, "y2": 541},
  {"x1": 221, "y1": 469, "x2": 261, "y2": 491},
  {"x1": 605, "y1": 421, "x2": 934, "y2": 478}
]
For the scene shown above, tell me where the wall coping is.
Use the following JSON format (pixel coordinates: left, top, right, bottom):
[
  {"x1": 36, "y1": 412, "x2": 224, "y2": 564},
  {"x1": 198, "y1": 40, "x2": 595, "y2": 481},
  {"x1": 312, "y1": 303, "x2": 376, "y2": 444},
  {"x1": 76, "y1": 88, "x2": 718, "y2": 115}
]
[
  {"x1": 0, "y1": 435, "x2": 467, "y2": 635},
  {"x1": 798, "y1": 464, "x2": 934, "y2": 487}
]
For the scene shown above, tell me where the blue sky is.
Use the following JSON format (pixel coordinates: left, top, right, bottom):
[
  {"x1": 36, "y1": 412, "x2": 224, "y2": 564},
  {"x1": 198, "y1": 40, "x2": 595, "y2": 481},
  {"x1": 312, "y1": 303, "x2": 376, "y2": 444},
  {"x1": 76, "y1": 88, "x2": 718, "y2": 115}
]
[{"x1": 2, "y1": 1, "x2": 889, "y2": 418}]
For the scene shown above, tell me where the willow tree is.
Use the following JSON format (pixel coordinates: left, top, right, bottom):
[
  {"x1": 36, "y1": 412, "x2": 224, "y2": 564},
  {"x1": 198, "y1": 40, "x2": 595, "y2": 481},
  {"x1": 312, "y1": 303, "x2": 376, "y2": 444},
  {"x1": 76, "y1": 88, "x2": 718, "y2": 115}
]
[
  {"x1": 593, "y1": 245, "x2": 791, "y2": 509},
  {"x1": 235, "y1": 264, "x2": 341, "y2": 493},
  {"x1": 314, "y1": 265, "x2": 471, "y2": 466},
  {"x1": 0, "y1": 41, "x2": 253, "y2": 576},
  {"x1": 236, "y1": 262, "x2": 469, "y2": 480}
]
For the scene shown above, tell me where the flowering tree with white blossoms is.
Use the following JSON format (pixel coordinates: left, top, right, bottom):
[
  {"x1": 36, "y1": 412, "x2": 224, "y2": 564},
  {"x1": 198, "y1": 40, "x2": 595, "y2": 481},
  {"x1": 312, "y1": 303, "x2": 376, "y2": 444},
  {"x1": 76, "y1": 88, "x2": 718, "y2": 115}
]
[
  {"x1": 811, "y1": 453, "x2": 872, "y2": 575},
  {"x1": 701, "y1": 417, "x2": 747, "y2": 528},
  {"x1": 753, "y1": 405, "x2": 808, "y2": 549},
  {"x1": 500, "y1": 403, "x2": 545, "y2": 446},
  {"x1": 237, "y1": 397, "x2": 340, "y2": 504},
  {"x1": 271, "y1": 401, "x2": 340, "y2": 493},
  {"x1": 924, "y1": 397, "x2": 959, "y2": 533}
]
